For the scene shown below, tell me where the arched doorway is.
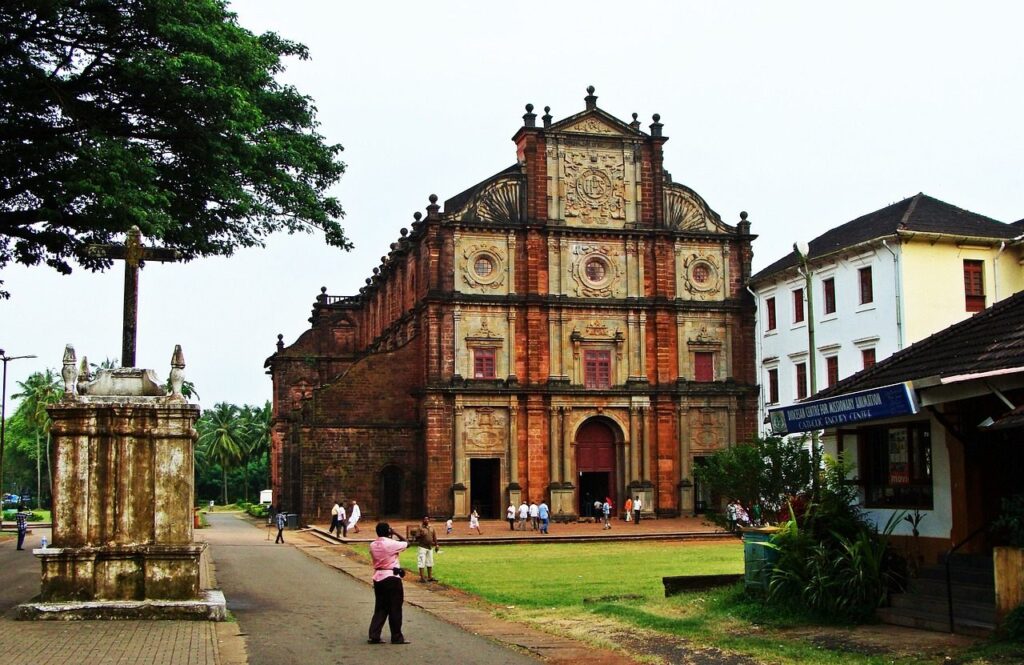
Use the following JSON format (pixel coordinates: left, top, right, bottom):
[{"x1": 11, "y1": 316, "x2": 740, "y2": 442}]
[
  {"x1": 576, "y1": 418, "x2": 618, "y2": 517},
  {"x1": 379, "y1": 465, "x2": 403, "y2": 516}
]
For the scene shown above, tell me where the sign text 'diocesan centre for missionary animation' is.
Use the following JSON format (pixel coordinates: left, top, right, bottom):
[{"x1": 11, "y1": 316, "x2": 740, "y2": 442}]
[{"x1": 768, "y1": 382, "x2": 919, "y2": 435}]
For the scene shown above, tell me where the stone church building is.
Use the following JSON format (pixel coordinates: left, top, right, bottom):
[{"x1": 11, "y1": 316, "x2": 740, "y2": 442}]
[{"x1": 266, "y1": 88, "x2": 759, "y2": 523}]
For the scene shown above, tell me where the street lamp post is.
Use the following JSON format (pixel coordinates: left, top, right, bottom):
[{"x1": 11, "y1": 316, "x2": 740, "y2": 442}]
[
  {"x1": 0, "y1": 349, "x2": 38, "y2": 529},
  {"x1": 793, "y1": 243, "x2": 819, "y2": 495}
]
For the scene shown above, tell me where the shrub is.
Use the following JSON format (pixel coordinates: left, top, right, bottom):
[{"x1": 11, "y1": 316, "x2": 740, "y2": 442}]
[
  {"x1": 993, "y1": 494, "x2": 1024, "y2": 547},
  {"x1": 2, "y1": 509, "x2": 44, "y2": 522},
  {"x1": 1004, "y1": 603, "x2": 1024, "y2": 642},
  {"x1": 246, "y1": 504, "x2": 268, "y2": 518}
]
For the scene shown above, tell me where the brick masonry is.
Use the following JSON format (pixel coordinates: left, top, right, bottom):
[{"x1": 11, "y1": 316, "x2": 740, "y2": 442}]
[{"x1": 267, "y1": 91, "x2": 759, "y2": 522}]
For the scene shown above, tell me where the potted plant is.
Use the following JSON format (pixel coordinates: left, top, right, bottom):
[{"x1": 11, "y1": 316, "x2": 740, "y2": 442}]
[{"x1": 993, "y1": 494, "x2": 1024, "y2": 624}]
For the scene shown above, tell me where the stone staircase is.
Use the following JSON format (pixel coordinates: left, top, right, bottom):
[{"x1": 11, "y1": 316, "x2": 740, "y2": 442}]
[{"x1": 877, "y1": 553, "x2": 996, "y2": 636}]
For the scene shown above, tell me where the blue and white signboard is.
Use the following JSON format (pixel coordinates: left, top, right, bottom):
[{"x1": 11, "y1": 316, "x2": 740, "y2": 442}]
[{"x1": 768, "y1": 382, "x2": 919, "y2": 435}]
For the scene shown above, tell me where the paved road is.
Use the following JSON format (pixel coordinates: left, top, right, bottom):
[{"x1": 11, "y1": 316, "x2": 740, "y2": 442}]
[{"x1": 205, "y1": 513, "x2": 538, "y2": 665}]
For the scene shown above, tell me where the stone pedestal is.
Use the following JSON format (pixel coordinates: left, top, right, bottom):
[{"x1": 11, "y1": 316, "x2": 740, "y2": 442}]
[
  {"x1": 452, "y1": 484, "x2": 468, "y2": 518},
  {"x1": 38, "y1": 393, "x2": 203, "y2": 602},
  {"x1": 630, "y1": 482, "x2": 655, "y2": 519},
  {"x1": 506, "y1": 484, "x2": 521, "y2": 511},
  {"x1": 678, "y1": 480, "x2": 694, "y2": 516},
  {"x1": 550, "y1": 483, "x2": 577, "y2": 521}
]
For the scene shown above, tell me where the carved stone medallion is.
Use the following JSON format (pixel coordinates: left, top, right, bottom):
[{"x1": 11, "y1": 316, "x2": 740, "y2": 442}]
[
  {"x1": 682, "y1": 253, "x2": 722, "y2": 300},
  {"x1": 460, "y1": 243, "x2": 506, "y2": 290},
  {"x1": 563, "y1": 150, "x2": 625, "y2": 225},
  {"x1": 569, "y1": 244, "x2": 622, "y2": 297}
]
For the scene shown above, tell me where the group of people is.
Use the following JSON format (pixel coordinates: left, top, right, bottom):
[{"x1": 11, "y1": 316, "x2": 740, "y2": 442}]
[
  {"x1": 594, "y1": 495, "x2": 644, "y2": 529},
  {"x1": 328, "y1": 499, "x2": 361, "y2": 539},
  {"x1": 507, "y1": 500, "x2": 550, "y2": 533}
]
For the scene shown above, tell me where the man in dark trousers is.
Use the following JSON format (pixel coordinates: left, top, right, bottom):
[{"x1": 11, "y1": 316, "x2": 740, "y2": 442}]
[
  {"x1": 15, "y1": 504, "x2": 30, "y2": 550},
  {"x1": 275, "y1": 508, "x2": 287, "y2": 543},
  {"x1": 368, "y1": 522, "x2": 410, "y2": 645}
]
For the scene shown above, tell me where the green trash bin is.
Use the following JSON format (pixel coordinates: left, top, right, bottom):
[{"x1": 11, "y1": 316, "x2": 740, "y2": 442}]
[{"x1": 742, "y1": 527, "x2": 780, "y2": 592}]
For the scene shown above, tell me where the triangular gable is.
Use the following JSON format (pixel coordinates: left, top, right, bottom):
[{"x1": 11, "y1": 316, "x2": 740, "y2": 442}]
[{"x1": 548, "y1": 108, "x2": 643, "y2": 137}]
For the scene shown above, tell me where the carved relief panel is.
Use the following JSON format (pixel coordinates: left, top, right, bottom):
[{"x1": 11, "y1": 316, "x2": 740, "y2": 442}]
[
  {"x1": 464, "y1": 407, "x2": 508, "y2": 455},
  {"x1": 676, "y1": 244, "x2": 726, "y2": 301},
  {"x1": 565, "y1": 242, "x2": 627, "y2": 298},
  {"x1": 688, "y1": 407, "x2": 727, "y2": 454},
  {"x1": 456, "y1": 234, "x2": 509, "y2": 295}
]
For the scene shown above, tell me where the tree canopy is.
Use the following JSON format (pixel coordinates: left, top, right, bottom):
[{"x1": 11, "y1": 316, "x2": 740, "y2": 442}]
[{"x1": 0, "y1": 0, "x2": 349, "y2": 298}]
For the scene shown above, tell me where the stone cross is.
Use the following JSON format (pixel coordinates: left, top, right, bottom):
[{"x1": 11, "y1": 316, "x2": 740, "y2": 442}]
[{"x1": 85, "y1": 226, "x2": 180, "y2": 368}]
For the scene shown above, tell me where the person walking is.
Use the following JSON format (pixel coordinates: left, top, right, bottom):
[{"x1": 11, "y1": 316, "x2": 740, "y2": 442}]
[
  {"x1": 415, "y1": 516, "x2": 438, "y2": 582},
  {"x1": 633, "y1": 495, "x2": 642, "y2": 524},
  {"x1": 624, "y1": 497, "x2": 633, "y2": 522},
  {"x1": 506, "y1": 503, "x2": 516, "y2": 531},
  {"x1": 274, "y1": 508, "x2": 287, "y2": 543},
  {"x1": 348, "y1": 499, "x2": 361, "y2": 534},
  {"x1": 529, "y1": 501, "x2": 539, "y2": 531},
  {"x1": 330, "y1": 499, "x2": 342, "y2": 537},
  {"x1": 517, "y1": 501, "x2": 529, "y2": 531},
  {"x1": 601, "y1": 498, "x2": 611, "y2": 529},
  {"x1": 337, "y1": 500, "x2": 348, "y2": 538},
  {"x1": 368, "y1": 522, "x2": 410, "y2": 645},
  {"x1": 468, "y1": 508, "x2": 482, "y2": 535},
  {"x1": 538, "y1": 500, "x2": 550, "y2": 534},
  {"x1": 15, "y1": 504, "x2": 30, "y2": 550}
]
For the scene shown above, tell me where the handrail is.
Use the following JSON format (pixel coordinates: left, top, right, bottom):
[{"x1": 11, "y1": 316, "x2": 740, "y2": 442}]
[{"x1": 944, "y1": 522, "x2": 988, "y2": 633}]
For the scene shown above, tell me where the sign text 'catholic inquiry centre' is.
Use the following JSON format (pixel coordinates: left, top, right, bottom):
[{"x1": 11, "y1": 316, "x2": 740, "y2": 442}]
[{"x1": 768, "y1": 382, "x2": 919, "y2": 435}]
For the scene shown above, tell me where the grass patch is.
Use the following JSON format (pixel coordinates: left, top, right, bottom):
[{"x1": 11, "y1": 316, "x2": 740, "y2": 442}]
[{"x1": 345, "y1": 539, "x2": 1019, "y2": 665}]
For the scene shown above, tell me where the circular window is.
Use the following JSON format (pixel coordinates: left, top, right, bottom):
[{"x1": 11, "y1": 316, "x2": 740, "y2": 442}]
[
  {"x1": 581, "y1": 254, "x2": 613, "y2": 288},
  {"x1": 474, "y1": 256, "x2": 494, "y2": 277},
  {"x1": 585, "y1": 258, "x2": 607, "y2": 282},
  {"x1": 685, "y1": 258, "x2": 719, "y2": 293},
  {"x1": 692, "y1": 264, "x2": 710, "y2": 284}
]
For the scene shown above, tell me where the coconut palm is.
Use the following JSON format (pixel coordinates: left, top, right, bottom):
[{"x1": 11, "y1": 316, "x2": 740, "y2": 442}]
[
  {"x1": 237, "y1": 402, "x2": 271, "y2": 503},
  {"x1": 197, "y1": 402, "x2": 245, "y2": 505},
  {"x1": 12, "y1": 369, "x2": 62, "y2": 508}
]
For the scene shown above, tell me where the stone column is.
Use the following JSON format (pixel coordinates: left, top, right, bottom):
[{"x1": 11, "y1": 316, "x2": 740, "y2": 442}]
[
  {"x1": 641, "y1": 406, "x2": 651, "y2": 482},
  {"x1": 506, "y1": 230, "x2": 517, "y2": 295},
  {"x1": 678, "y1": 400, "x2": 693, "y2": 514},
  {"x1": 507, "y1": 400, "x2": 521, "y2": 508},
  {"x1": 629, "y1": 405, "x2": 640, "y2": 484},
  {"x1": 453, "y1": 307, "x2": 462, "y2": 378},
  {"x1": 507, "y1": 310, "x2": 518, "y2": 380},
  {"x1": 638, "y1": 312, "x2": 648, "y2": 381},
  {"x1": 453, "y1": 402, "x2": 468, "y2": 517},
  {"x1": 548, "y1": 405, "x2": 560, "y2": 484},
  {"x1": 561, "y1": 406, "x2": 572, "y2": 484}
]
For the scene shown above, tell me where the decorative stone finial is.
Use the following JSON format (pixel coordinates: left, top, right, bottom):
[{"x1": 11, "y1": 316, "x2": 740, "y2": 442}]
[
  {"x1": 372, "y1": 267, "x2": 379, "y2": 275},
  {"x1": 365, "y1": 278, "x2": 372, "y2": 285},
  {"x1": 390, "y1": 242, "x2": 398, "y2": 251},
  {"x1": 61, "y1": 344, "x2": 78, "y2": 397},
  {"x1": 400, "y1": 227, "x2": 408, "y2": 237},
  {"x1": 587, "y1": 85, "x2": 595, "y2": 95},
  {"x1": 740, "y1": 211, "x2": 748, "y2": 221},
  {"x1": 523, "y1": 103, "x2": 537, "y2": 128},
  {"x1": 542, "y1": 106, "x2": 552, "y2": 128},
  {"x1": 77, "y1": 355, "x2": 92, "y2": 393},
  {"x1": 168, "y1": 344, "x2": 186, "y2": 398},
  {"x1": 650, "y1": 113, "x2": 663, "y2": 137},
  {"x1": 426, "y1": 194, "x2": 440, "y2": 220},
  {"x1": 629, "y1": 112, "x2": 641, "y2": 131},
  {"x1": 413, "y1": 211, "x2": 422, "y2": 222},
  {"x1": 276, "y1": 334, "x2": 284, "y2": 352},
  {"x1": 584, "y1": 85, "x2": 598, "y2": 110}
]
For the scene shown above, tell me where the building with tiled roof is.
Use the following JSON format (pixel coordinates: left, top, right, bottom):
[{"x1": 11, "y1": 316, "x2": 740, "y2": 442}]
[
  {"x1": 749, "y1": 193, "x2": 1024, "y2": 431},
  {"x1": 767, "y1": 289, "x2": 1024, "y2": 633}
]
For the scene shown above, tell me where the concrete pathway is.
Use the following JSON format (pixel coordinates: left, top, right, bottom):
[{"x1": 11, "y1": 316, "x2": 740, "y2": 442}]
[{"x1": 204, "y1": 513, "x2": 546, "y2": 665}]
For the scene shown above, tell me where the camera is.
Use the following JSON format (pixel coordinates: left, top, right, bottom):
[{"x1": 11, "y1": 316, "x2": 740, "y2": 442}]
[{"x1": 392, "y1": 567, "x2": 406, "y2": 578}]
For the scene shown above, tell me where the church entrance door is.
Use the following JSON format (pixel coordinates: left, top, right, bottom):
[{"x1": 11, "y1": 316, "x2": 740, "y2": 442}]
[
  {"x1": 575, "y1": 418, "x2": 617, "y2": 515},
  {"x1": 379, "y1": 465, "x2": 403, "y2": 516},
  {"x1": 469, "y1": 458, "x2": 501, "y2": 518}
]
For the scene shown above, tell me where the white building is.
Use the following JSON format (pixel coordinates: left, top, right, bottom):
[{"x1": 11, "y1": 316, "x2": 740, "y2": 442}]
[{"x1": 750, "y1": 193, "x2": 1023, "y2": 431}]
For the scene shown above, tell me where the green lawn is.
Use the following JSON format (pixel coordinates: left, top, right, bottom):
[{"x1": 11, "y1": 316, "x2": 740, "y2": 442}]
[{"x1": 349, "y1": 539, "x2": 1023, "y2": 665}]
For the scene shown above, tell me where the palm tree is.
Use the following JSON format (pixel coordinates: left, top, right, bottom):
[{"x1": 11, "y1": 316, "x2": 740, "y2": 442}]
[
  {"x1": 239, "y1": 402, "x2": 271, "y2": 503},
  {"x1": 12, "y1": 370, "x2": 62, "y2": 509},
  {"x1": 197, "y1": 403, "x2": 245, "y2": 505}
]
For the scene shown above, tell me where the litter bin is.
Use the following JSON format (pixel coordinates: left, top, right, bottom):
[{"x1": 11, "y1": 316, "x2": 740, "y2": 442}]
[
  {"x1": 287, "y1": 513, "x2": 299, "y2": 529},
  {"x1": 741, "y1": 526, "x2": 780, "y2": 592}
]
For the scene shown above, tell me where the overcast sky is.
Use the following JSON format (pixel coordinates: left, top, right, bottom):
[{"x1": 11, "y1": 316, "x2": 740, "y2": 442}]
[{"x1": 2, "y1": 1, "x2": 1022, "y2": 411}]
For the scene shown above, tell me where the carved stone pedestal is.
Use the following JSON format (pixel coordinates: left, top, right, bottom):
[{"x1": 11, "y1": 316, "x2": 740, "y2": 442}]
[
  {"x1": 550, "y1": 483, "x2": 577, "y2": 521},
  {"x1": 678, "y1": 479, "x2": 694, "y2": 516},
  {"x1": 506, "y1": 484, "x2": 521, "y2": 511},
  {"x1": 21, "y1": 355, "x2": 222, "y2": 619}
]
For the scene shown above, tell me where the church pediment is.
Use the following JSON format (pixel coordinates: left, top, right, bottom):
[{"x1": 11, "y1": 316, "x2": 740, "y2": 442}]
[
  {"x1": 664, "y1": 183, "x2": 732, "y2": 233},
  {"x1": 548, "y1": 109, "x2": 641, "y2": 138}
]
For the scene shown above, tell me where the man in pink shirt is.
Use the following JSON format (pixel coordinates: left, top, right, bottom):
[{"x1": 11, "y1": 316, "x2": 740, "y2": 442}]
[{"x1": 368, "y1": 522, "x2": 411, "y2": 645}]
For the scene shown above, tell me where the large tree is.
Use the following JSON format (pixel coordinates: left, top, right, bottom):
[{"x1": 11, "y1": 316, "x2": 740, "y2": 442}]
[
  {"x1": 0, "y1": 0, "x2": 348, "y2": 298},
  {"x1": 196, "y1": 401, "x2": 245, "y2": 505},
  {"x1": 12, "y1": 369, "x2": 63, "y2": 508}
]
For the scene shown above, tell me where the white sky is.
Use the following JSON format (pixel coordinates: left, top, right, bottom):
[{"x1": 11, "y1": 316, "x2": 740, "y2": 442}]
[{"x1": 2, "y1": 0, "x2": 1022, "y2": 410}]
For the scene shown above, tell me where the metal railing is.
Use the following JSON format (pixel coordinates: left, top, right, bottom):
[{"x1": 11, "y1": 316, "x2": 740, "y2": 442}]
[{"x1": 944, "y1": 522, "x2": 988, "y2": 633}]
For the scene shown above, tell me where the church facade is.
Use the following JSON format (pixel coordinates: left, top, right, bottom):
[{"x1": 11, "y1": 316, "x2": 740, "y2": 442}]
[{"x1": 266, "y1": 89, "x2": 759, "y2": 523}]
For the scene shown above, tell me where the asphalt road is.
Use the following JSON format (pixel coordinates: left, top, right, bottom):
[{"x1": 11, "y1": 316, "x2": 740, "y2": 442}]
[
  {"x1": 205, "y1": 513, "x2": 538, "y2": 665},
  {"x1": 0, "y1": 525, "x2": 49, "y2": 615}
]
